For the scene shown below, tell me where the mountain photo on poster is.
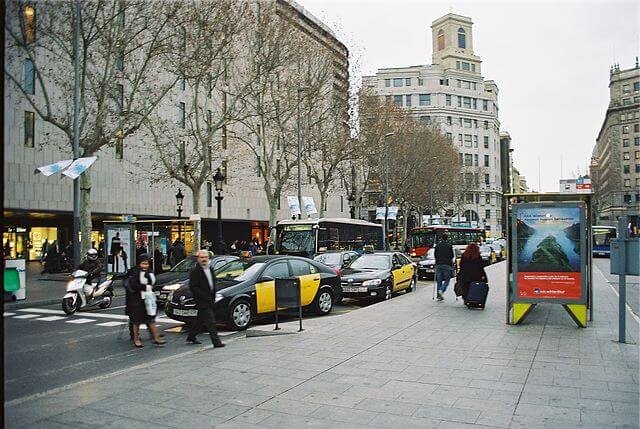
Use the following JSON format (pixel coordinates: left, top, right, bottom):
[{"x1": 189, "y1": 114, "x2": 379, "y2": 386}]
[{"x1": 516, "y1": 207, "x2": 581, "y2": 272}]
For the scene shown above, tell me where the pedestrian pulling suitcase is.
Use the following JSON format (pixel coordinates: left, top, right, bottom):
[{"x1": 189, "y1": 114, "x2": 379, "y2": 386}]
[{"x1": 465, "y1": 281, "x2": 489, "y2": 309}]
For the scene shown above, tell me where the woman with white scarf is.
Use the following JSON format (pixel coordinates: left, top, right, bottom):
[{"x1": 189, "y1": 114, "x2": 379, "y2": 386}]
[{"x1": 125, "y1": 253, "x2": 165, "y2": 348}]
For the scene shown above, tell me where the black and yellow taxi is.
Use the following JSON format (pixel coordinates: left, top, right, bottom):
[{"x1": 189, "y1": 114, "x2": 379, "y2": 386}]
[
  {"x1": 339, "y1": 251, "x2": 416, "y2": 301},
  {"x1": 164, "y1": 255, "x2": 341, "y2": 330}
]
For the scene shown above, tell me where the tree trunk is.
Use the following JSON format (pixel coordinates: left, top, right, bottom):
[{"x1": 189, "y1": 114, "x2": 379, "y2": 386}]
[
  {"x1": 79, "y1": 172, "x2": 92, "y2": 257},
  {"x1": 191, "y1": 187, "x2": 201, "y2": 252},
  {"x1": 268, "y1": 195, "x2": 278, "y2": 228},
  {"x1": 318, "y1": 190, "x2": 327, "y2": 218}
]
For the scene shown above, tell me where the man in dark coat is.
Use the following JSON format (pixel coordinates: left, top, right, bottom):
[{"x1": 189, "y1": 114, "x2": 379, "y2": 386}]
[
  {"x1": 185, "y1": 249, "x2": 225, "y2": 348},
  {"x1": 434, "y1": 233, "x2": 455, "y2": 301}
]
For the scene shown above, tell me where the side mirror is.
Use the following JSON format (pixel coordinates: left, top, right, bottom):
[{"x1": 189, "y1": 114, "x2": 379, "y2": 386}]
[{"x1": 257, "y1": 276, "x2": 274, "y2": 283}]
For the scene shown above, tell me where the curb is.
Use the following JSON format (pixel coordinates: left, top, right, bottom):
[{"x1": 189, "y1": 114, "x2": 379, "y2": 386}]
[{"x1": 4, "y1": 299, "x2": 60, "y2": 310}]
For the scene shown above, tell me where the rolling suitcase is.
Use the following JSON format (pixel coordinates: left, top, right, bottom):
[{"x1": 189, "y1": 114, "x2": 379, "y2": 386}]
[{"x1": 465, "y1": 281, "x2": 488, "y2": 309}]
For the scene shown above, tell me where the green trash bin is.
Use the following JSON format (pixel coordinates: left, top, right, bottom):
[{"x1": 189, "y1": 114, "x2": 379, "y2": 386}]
[{"x1": 4, "y1": 267, "x2": 20, "y2": 292}]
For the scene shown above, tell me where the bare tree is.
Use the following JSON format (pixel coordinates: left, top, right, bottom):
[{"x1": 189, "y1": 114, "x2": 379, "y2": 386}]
[{"x1": 5, "y1": 0, "x2": 180, "y2": 255}]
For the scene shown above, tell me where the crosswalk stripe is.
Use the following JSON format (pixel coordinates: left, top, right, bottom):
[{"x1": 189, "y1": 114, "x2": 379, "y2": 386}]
[
  {"x1": 13, "y1": 314, "x2": 40, "y2": 319},
  {"x1": 65, "y1": 318, "x2": 96, "y2": 324},
  {"x1": 4, "y1": 312, "x2": 16, "y2": 317},
  {"x1": 18, "y1": 308, "x2": 176, "y2": 323},
  {"x1": 96, "y1": 321, "x2": 127, "y2": 327},
  {"x1": 37, "y1": 316, "x2": 66, "y2": 321}
]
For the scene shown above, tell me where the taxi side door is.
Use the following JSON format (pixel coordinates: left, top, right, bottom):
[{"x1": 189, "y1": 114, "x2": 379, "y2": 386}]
[
  {"x1": 399, "y1": 253, "x2": 416, "y2": 288},
  {"x1": 289, "y1": 259, "x2": 320, "y2": 307},
  {"x1": 254, "y1": 261, "x2": 291, "y2": 314},
  {"x1": 391, "y1": 254, "x2": 410, "y2": 291}
]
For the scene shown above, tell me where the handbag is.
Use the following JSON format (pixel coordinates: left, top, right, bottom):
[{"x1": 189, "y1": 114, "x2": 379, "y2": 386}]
[
  {"x1": 454, "y1": 279, "x2": 464, "y2": 297},
  {"x1": 143, "y1": 291, "x2": 157, "y2": 317}
]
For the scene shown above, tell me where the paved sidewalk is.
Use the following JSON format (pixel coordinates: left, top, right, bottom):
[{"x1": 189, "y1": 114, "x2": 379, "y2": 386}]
[{"x1": 5, "y1": 262, "x2": 639, "y2": 428}]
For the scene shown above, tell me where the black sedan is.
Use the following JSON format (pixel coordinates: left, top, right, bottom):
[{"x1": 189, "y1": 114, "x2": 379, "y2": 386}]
[
  {"x1": 340, "y1": 251, "x2": 416, "y2": 301},
  {"x1": 313, "y1": 251, "x2": 360, "y2": 274},
  {"x1": 164, "y1": 255, "x2": 341, "y2": 330},
  {"x1": 153, "y1": 253, "x2": 238, "y2": 306}
]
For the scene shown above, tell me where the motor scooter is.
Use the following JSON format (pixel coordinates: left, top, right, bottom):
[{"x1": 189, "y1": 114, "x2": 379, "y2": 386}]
[{"x1": 62, "y1": 270, "x2": 118, "y2": 315}]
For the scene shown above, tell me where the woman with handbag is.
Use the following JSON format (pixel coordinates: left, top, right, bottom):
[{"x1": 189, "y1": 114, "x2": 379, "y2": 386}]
[
  {"x1": 457, "y1": 243, "x2": 488, "y2": 302},
  {"x1": 125, "y1": 253, "x2": 165, "y2": 348}
]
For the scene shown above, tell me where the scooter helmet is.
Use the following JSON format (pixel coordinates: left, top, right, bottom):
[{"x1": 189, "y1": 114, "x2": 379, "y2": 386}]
[{"x1": 86, "y1": 248, "x2": 98, "y2": 261}]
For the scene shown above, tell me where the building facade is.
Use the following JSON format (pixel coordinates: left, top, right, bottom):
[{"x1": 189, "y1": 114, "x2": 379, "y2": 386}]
[
  {"x1": 591, "y1": 60, "x2": 640, "y2": 227},
  {"x1": 3, "y1": 0, "x2": 350, "y2": 260},
  {"x1": 362, "y1": 13, "x2": 503, "y2": 236}
]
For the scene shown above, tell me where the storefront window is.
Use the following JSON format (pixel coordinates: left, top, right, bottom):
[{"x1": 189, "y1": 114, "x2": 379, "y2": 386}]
[{"x1": 28, "y1": 227, "x2": 58, "y2": 261}]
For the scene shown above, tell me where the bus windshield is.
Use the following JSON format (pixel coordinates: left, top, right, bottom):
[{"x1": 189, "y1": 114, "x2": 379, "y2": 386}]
[
  {"x1": 277, "y1": 228, "x2": 315, "y2": 256},
  {"x1": 593, "y1": 227, "x2": 616, "y2": 246}
]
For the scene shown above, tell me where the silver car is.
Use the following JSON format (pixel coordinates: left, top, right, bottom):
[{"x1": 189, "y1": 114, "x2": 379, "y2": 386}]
[{"x1": 417, "y1": 248, "x2": 459, "y2": 279}]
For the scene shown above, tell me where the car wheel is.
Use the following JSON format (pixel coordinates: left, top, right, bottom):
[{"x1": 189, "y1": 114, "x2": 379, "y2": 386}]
[
  {"x1": 406, "y1": 277, "x2": 416, "y2": 293},
  {"x1": 314, "y1": 288, "x2": 333, "y2": 315},
  {"x1": 382, "y1": 283, "x2": 393, "y2": 301},
  {"x1": 227, "y1": 299, "x2": 252, "y2": 331}
]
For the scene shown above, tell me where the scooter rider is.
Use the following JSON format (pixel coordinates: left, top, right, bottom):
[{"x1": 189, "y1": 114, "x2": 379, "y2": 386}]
[{"x1": 78, "y1": 248, "x2": 103, "y2": 291}]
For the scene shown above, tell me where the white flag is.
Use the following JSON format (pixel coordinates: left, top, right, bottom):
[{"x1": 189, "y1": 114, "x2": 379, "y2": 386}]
[
  {"x1": 287, "y1": 196, "x2": 301, "y2": 216},
  {"x1": 34, "y1": 159, "x2": 73, "y2": 176},
  {"x1": 387, "y1": 206, "x2": 399, "y2": 220},
  {"x1": 62, "y1": 157, "x2": 98, "y2": 179},
  {"x1": 375, "y1": 207, "x2": 385, "y2": 220},
  {"x1": 302, "y1": 196, "x2": 318, "y2": 215}
]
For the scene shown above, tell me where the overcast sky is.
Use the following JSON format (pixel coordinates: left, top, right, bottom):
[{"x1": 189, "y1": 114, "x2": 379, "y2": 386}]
[{"x1": 298, "y1": 0, "x2": 639, "y2": 192}]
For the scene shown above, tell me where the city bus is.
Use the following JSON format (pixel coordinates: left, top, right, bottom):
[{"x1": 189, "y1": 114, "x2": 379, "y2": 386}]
[
  {"x1": 408, "y1": 225, "x2": 485, "y2": 259},
  {"x1": 271, "y1": 218, "x2": 383, "y2": 258},
  {"x1": 592, "y1": 225, "x2": 616, "y2": 257}
]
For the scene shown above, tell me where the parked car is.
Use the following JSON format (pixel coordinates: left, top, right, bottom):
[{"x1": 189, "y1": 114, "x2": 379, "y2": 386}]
[
  {"x1": 489, "y1": 242, "x2": 506, "y2": 261},
  {"x1": 417, "y1": 247, "x2": 461, "y2": 279},
  {"x1": 339, "y1": 251, "x2": 416, "y2": 301},
  {"x1": 313, "y1": 251, "x2": 360, "y2": 275},
  {"x1": 153, "y1": 253, "x2": 238, "y2": 306},
  {"x1": 479, "y1": 244, "x2": 497, "y2": 264},
  {"x1": 165, "y1": 255, "x2": 341, "y2": 330}
]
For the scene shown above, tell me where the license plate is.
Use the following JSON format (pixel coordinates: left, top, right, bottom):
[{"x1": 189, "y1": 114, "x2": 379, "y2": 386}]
[
  {"x1": 172, "y1": 308, "x2": 197, "y2": 317},
  {"x1": 342, "y1": 287, "x2": 367, "y2": 293}
]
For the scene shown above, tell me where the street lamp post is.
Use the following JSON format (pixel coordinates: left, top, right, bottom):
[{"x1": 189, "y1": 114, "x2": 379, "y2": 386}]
[
  {"x1": 296, "y1": 87, "x2": 305, "y2": 219},
  {"x1": 213, "y1": 168, "x2": 225, "y2": 254},
  {"x1": 383, "y1": 132, "x2": 394, "y2": 250},
  {"x1": 175, "y1": 188, "x2": 184, "y2": 243},
  {"x1": 347, "y1": 192, "x2": 356, "y2": 219}
]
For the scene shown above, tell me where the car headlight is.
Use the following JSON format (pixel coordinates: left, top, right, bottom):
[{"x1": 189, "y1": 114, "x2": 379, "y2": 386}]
[
  {"x1": 162, "y1": 283, "x2": 182, "y2": 292},
  {"x1": 362, "y1": 279, "x2": 382, "y2": 287},
  {"x1": 215, "y1": 292, "x2": 224, "y2": 303}
]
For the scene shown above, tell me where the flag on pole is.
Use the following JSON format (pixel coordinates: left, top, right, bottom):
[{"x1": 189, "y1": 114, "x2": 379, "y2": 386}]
[
  {"x1": 62, "y1": 156, "x2": 98, "y2": 179},
  {"x1": 34, "y1": 159, "x2": 73, "y2": 176},
  {"x1": 287, "y1": 196, "x2": 301, "y2": 217},
  {"x1": 302, "y1": 196, "x2": 318, "y2": 215},
  {"x1": 387, "y1": 206, "x2": 399, "y2": 220},
  {"x1": 375, "y1": 207, "x2": 385, "y2": 220}
]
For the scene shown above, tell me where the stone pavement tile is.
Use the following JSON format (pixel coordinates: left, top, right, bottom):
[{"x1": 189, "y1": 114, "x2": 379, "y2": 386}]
[
  {"x1": 368, "y1": 413, "x2": 441, "y2": 429},
  {"x1": 301, "y1": 391, "x2": 365, "y2": 408},
  {"x1": 382, "y1": 379, "x2": 440, "y2": 396},
  {"x1": 523, "y1": 383, "x2": 580, "y2": 398},
  {"x1": 475, "y1": 411, "x2": 513, "y2": 428},
  {"x1": 252, "y1": 384, "x2": 298, "y2": 397},
  {"x1": 552, "y1": 377, "x2": 609, "y2": 390},
  {"x1": 581, "y1": 410, "x2": 640, "y2": 427},
  {"x1": 608, "y1": 381, "x2": 640, "y2": 393},
  {"x1": 336, "y1": 374, "x2": 390, "y2": 388},
  {"x1": 354, "y1": 397, "x2": 421, "y2": 416},
  {"x1": 256, "y1": 397, "x2": 321, "y2": 416},
  {"x1": 581, "y1": 387, "x2": 639, "y2": 403},
  {"x1": 47, "y1": 407, "x2": 122, "y2": 429},
  {"x1": 5, "y1": 396, "x2": 83, "y2": 428},
  {"x1": 413, "y1": 404, "x2": 481, "y2": 424},
  {"x1": 550, "y1": 396, "x2": 614, "y2": 412},
  {"x1": 436, "y1": 421, "x2": 502, "y2": 429},
  {"x1": 150, "y1": 409, "x2": 226, "y2": 428},
  {"x1": 214, "y1": 421, "x2": 265, "y2": 429},
  {"x1": 454, "y1": 397, "x2": 517, "y2": 415},
  {"x1": 510, "y1": 414, "x2": 602, "y2": 429},
  {"x1": 224, "y1": 408, "x2": 274, "y2": 425},
  {"x1": 217, "y1": 391, "x2": 273, "y2": 408},
  {"x1": 250, "y1": 374, "x2": 306, "y2": 389},
  {"x1": 99, "y1": 416, "x2": 173, "y2": 429},
  {"x1": 310, "y1": 404, "x2": 380, "y2": 425},
  {"x1": 157, "y1": 394, "x2": 226, "y2": 414},
  {"x1": 21, "y1": 419, "x2": 71, "y2": 429},
  {"x1": 206, "y1": 404, "x2": 251, "y2": 420},
  {"x1": 468, "y1": 379, "x2": 523, "y2": 393},
  {"x1": 257, "y1": 411, "x2": 371, "y2": 428},
  {"x1": 612, "y1": 401, "x2": 640, "y2": 414},
  {"x1": 343, "y1": 385, "x2": 402, "y2": 400},
  {"x1": 95, "y1": 401, "x2": 175, "y2": 422},
  {"x1": 514, "y1": 403, "x2": 581, "y2": 422},
  {"x1": 396, "y1": 392, "x2": 458, "y2": 407},
  {"x1": 434, "y1": 384, "x2": 495, "y2": 400},
  {"x1": 419, "y1": 373, "x2": 471, "y2": 387}
]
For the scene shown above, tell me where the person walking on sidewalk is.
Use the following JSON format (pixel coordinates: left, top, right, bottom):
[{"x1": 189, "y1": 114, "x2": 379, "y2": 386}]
[
  {"x1": 457, "y1": 243, "x2": 488, "y2": 302},
  {"x1": 125, "y1": 253, "x2": 165, "y2": 348},
  {"x1": 185, "y1": 249, "x2": 225, "y2": 348},
  {"x1": 435, "y1": 233, "x2": 455, "y2": 301}
]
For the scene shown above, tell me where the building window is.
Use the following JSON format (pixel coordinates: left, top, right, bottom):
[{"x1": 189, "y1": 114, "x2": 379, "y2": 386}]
[
  {"x1": 485, "y1": 209, "x2": 491, "y2": 219},
  {"x1": 482, "y1": 100, "x2": 489, "y2": 111},
  {"x1": 206, "y1": 110, "x2": 212, "y2": 132},
  {"x1": 179, "y1": 102, "x2": 185, "y2": 128},
  {"x1": 115, "y1": 135, "x2": 123, "y2": 159},
  {"x1": 207, "y1": 182, "x2": 212, "y2": 207},
  {"x1": 464, "y1": 153, "x2": 473, "y2": 166},
  {"x1": 636, "y1": 150, "x2": 640, "y2": 159},
  {"x1": 393, "y1": 78, "x2": 403, "y2": 87},
  {"x1": 384, "y1": 79, "x2": 390, "y2": 87},
  {"x1": 473, "y1": 135, "x2": 478, "y2": 147},
  {"x1": 221, "y1": 160, "x2": 228, "y2": 184},
  {"x1": 446, "y1": 116, "x2": 452, "y2": 125},
  {"x1": 623, "y1": 139, "x2": 629, "y2": 147},
  {"x1": 446, "y1": 94, "x2": 451, "y2": 106},
  {"x1": 256, "y1": 156, "x2": 261, "y2": 177},
  {"x1": 462, "y1": 62, "x2": 470, "y2": 71},
  {"x1": 463, "y1": 118, "x2": 472, "y2": 128},
  {"x1": 484, "y1": 173, "x2": 490, "y2": 185},
  {"x1": 634, "y1": 82, "x2": 640, "y2": 92},
  {"x1": 474, "y1": 154, "x2": 478, "y2": 166},
  {"x1": 405, "y1": 94, "x2": 412, "y2": 107},
  {"x1": 635, "y1": 124, "x2": 640, "y2": 132},
  {"x1": 24, "y1": 111, "x2": 35, "y2": 147},
  {"x1": 419, "y1": 94, "x2": 431, "y2": 106},
  {"x1": 437, "y1": 29, "x2": 445, "y2": 50},
  {"x1": 340, "y1": 195, "x2": 344, "y2": 212},
  {"x1": 23, "y1": 5, "x2": 36, "y2": 44},
  {"x1": 471, "y1": 64, "x2": 476, "y2": 73},
  {"x1": 483, "y1": 120, "x2": 489, "y2": 129},
  {"x1": 458, "y1": 134, "x2": 463, "y2": 146},
  {"x1": 624, "y1": 179, "x2": 631, "y2": 188},
  {"x1": 405, "y1": 78, "x2": 411, "y2": 86},
  {"x1": 484, "y1": 136, "x2": 489, "y2": 148},
  {"x1": 484, "y1": 155, "x2": 490, "y2": 167},
  {"x1": 623, "y1": 84, "x2": 630, "y2": 94},
  {"x1": 222, "y1": 125, "x2": 227, "y2": 149},
  {"x1": 179, "y1": 141, "x2": 185, "y2": 166},
  {"x1": 116, "y1": 84, "x2": 124, "y2": 113},
  {"x1": 393, "y1": 95, "x2": 403, "y2": 107},
  {"x1": 180, "y1": 74, "x2": 186, "y2": 91},
  {"x1": 418, "y1": 78, "x2": 424, "y2": 86},
  {"x1": 24, "y1": 59, "x2": 35, "y2": 95},
  {"x1": 636, "y1": 164, "x2": 640, "y2": 173},
  {"x1": 457, "y1": 96, "x2": 462, "y2": 108},
  {"x1": 623, "y1": 165, "x2": 630, "y2": 174},
  {"x1": 623, "y1": 98, "x2": 631, "y2": 105},
  {"x1": 446, "y1": 132, "x2": 452, "y2": 141},
  {"x1": 464, "y1": 134, "x2": 472, "y2": 147},
  {"x1": 385, "y1": 95, "x2": 392, "y2": 104},
  {"x1": 458, "y1": 27, "x2": 466, "y2": 49},
  {"x1": 635, "y1": 137, "x2": 640, "y2": 146},
  {"x1": 623, "y1": 152, "x2": 630, "y2": 160},
  {"x1": 115, "y1": 48, "x2": 124, "y2": 71}
]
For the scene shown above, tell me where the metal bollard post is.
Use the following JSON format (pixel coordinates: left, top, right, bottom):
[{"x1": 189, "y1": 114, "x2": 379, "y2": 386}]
[{"x1": 617, "y1": 216, "x2": 627, "y2": 344}]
